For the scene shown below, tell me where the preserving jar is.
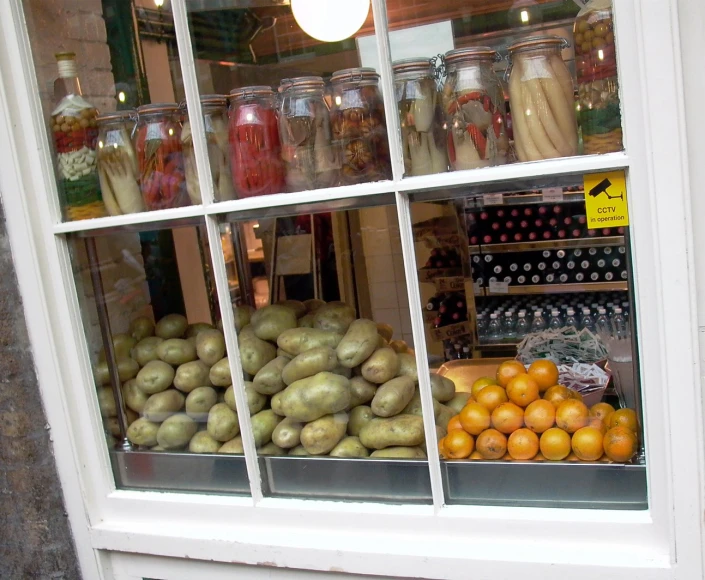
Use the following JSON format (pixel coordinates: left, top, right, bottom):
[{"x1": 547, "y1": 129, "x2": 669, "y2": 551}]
[
  {"x1": 393, "y1": 58, "x2": 448, "y2": 176},
  {"x1": 96, "y1": 111, "x2": 144, "y2": 215},
  {"x1": 181, "y1": 95, "x2": 234, "y2": 204},
  {"x1": 228, "y1": 86, "x2": 285, "y2": 198},
  {"x1": 507, "y1": 36, "x2": 578, "y2": 162},
  {"x1": 278, "y1": 77, "x2": 340, "y2": 191},
  {"x1": 135, "y1": 103, "x2": 189, "y2": 210},
  {"x1": 574, "y1": 0, "x2": 622, "y2": 154},
  {"x1": 330, "y1": 68, "x2": 392, "y2": 184},
  {"x1": 442, "y1": 48, "x2": 509, "y2": 170}
]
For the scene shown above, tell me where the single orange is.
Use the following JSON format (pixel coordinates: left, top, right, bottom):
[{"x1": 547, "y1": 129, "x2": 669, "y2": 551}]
[
  {"x1": 447, "y1": 415, "x2": 463, "y2": 433},
  {"x1": 458, "y1": 402, "x2": 491, "y2": 436},
  {"x1": 608, "y1": 408, "x2": 639, "y2": 433},
  {"x1": 496, "y1": 360, "x2": 527, "y2": 387},
  {"x1": 590, "y1": 402, "x2": 616, "y2": 423},
  {"x1": 475, "y1": 384, "x2": 509, "y2": 413},
  {"x1": 587, "y1": 416, "x2": 606, "y2": 434},
  {"x1": 524, "y1": 399, "x2": 556, "y2": 433},
  {"x1": 543, "y1": 385, "x2": 574, "y2": 409},
  {"x1": 528, "y1": 359, "x2": 560, "y2": 392},
  {"x1": 438, "y1": 437, "x2": 448, "y2": 459},
  {"x1": 444, "y1": 429, "x2": 475, "y2": 459},
  {"x1": 603, "y1": 426, "x2": 638, "y2": 462},
  {"x1": 469, "y1": 450, "x2": 484, "y2": 460},
  {"x1": 491, "y1": 402, "x2": 524, "y2": 434},
  {"x1": 471, "y1": 376, "x2": 497, "y2": 398},
  {"x1": 539, "y1": 427, "x2": 572, "y2": 460},
  {"x1": 476, "y1": 429, "x2": 507, "y2": 459},
  {"x1": 571, "y1": 426, "x2": 604, "y2": 461},
  {"x1": 507, "y1": 428, "x2": 540, "y2": 460},
  {"x1": 506, "y1": 374, "x2": 540, "y2": 407},
  {"x1": 555, "y1": 399, "x2": 589, "y2": 433}
]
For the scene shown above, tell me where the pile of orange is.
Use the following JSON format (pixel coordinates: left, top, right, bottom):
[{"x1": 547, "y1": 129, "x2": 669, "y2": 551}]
[{"x1": 438, "y1": 359, "x2": 640, "y2": 463}]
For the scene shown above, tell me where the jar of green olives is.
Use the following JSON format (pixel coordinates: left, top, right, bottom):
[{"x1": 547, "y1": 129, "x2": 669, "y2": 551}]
[{"x1": 574, "y1": 0, "x2": 622, "y2": 154}]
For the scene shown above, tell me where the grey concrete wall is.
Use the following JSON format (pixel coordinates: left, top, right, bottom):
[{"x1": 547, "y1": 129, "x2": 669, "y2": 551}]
[{"x1": 0, "y1": 202, "x2": 81, "y2": 578}]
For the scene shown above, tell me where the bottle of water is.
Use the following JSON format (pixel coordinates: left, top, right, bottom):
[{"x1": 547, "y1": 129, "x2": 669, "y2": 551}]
[
  {"x1": 487, "y1": 313, "x2": 502, "y2": 342},
  {"x1": 453, "y1": 343, "x2": 462, "y2": 359},
  {"x1": 462, "y1": 346, "x2": 471, "y2": 359},
  {"x1": 531, "y1": 309, "x2": 547, "y2": 333},
  {"x1": 611, "y1": 307, "x2": 628, "y2": 339},
  {"x1": 595, "y1": 307, "x2": 611, "y2": 336},
  {"x1": 502, "y1": 311, "x2": 516, "y2": 340},
  {"x1": 548, "y1": 309, "x2": 563, "y2": 330},
  {"x1": 580, "y1": 308, "x2": 596, "y2": 333},
  {"x1": 515, "y1": 312, "x2": 530, "y2": 339},
  {"x1": 477, "y1": 314, "x2": 487, "y2": 342}
]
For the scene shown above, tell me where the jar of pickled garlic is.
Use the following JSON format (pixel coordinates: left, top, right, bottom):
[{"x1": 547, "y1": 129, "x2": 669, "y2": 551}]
[
  {"x1": 134, "y1": 104, "x2": 189, "y2": 211},
  {"x1": 507, "y1": 36, "x2": 578, "y2": 162},
  {"x1": 393, "y1": 58, "x2": 448, "y2": 176},
  {"x1": 181, "y1": 95, "x2": 234, "y2": 204},
  {"x1": 278, "y1": 77, "x2": 340, "y2": 192},
  {"x1": 96, "y1": 111, "x2": 144, "y2": 216},
  {"x1": 574, "y1": 0, "x2": 622, "y2": 154},
  {"x1": 329, "y1": 68, "x2": 392, "y2": 185},
  {"x1": 442, "y1": 48, "x2": 508, "y2": 170},
  {"x1": 228, "y1": 86, "x2": 285, "y2": 198}
]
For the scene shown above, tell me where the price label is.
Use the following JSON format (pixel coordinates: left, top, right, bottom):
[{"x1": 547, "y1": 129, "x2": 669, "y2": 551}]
[
  {"x1": 435, "y1": 276, "x2": 465, "y2": 292},
  {"x1": 473, "y1": 281, "x2": 482, "y2": 295},
  {"x1": 489, "y1": 280, "x2": 509, "y2": 294},
  {"x1": 542, "y1": 187, "x2": 564, "y2": 203},
  {"x1": 483, "y1": 193, "x2": 504, "y2": 206}
]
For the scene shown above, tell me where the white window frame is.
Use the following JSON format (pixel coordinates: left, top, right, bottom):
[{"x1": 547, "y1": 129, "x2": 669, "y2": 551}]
[{"x1": 0, "y1": 0, "x2": 703, "y2": 578}]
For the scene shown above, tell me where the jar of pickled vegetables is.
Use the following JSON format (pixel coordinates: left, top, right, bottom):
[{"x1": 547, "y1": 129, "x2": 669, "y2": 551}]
[
  {"x1": 574, "y1": 0, "x2": 622, "y2": 154},
  {"x1": 442, "y1": 48, "x2": 508, "y2": 171},
  {"x1": 134, "y1": 104, "x2": 189, "y2": 211},
  {"x1": 96, "y1": 111, "x2": 144, "y2": 216},
  {"x1": 228, "y1": 86, "x2": 285, "y2": 198},
  {"x1": 181, "y1": 95, "x2": 234, "y2": 204},
  {"x1": 278, "y1": 77, "x2": 340, "y2": 192},
  {"x1": 393, "y1": 58, "x2": 448, "y2": 176},
  {"x1": 507, "y1": 36, "x2": 578, "y2": 162},
  {"x1": 330, "y1": 68, "x2": 392, "y2": 185}
]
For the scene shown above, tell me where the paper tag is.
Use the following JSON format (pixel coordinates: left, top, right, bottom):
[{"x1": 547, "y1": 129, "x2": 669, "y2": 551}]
[
  {"x1": 483, "y1": 193, "x2": 504, "y2": 206},
  {"x1": 435, "y1": 276, "x2": 465, "y2": 292},
  {"x1": 489, "y1": 280, "x2": 509, "y2": 294},
  {"x1": 542, "y1": 187, "x2": 564, "y2": 203},
  {"x1": 473, "y1": 281, "x2": 482, "y2": 295}
]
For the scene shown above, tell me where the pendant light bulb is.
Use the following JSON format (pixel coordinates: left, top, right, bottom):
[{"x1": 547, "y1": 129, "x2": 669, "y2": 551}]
[{"x1": 291, "y1": 0, "x2": 370, "y2": 43}]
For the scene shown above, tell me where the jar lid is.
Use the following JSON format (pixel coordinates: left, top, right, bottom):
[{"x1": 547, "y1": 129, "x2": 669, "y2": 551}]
[
  {"x1": 330, "y1": 67, "x2": 379, "y2": 84},
  {"x1": 280, "y1": 76, "x2": 325, "y2": 91},
  {"x1": 444, "y1": 47, "x2": 496, "y2": 65},
  {"x1": 508, "y1": 35, "x2": 568, "y2": 54},
  {"x1": 392, "y1": 58, "x2": 433, "y2": 75},
  {"x1": 96, "y1": 110, "x2": 135, "y2": 124},
  {"x1": 200, "y1": 94, "x2": 228, "y2": 107},
  {"x1": 137, "y1": 103, "x2": 180, "y2": 115},
  {"x1": 229, "y1": 86, "x2": 274, "y2": 100}
]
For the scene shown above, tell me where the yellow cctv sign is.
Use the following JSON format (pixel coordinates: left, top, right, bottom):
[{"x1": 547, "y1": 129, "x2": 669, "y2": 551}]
[{"x1": 584, "y1": 170, "x2": 629, "y2": 228}]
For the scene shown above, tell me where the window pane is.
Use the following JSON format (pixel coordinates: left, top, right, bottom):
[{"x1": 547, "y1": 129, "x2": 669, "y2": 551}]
[
  {"x1": 409, "y1": 177, "x2": 646, "y2": 509},
  {"x1": 68, "y1": 220, "x2": 248, "y2": 495},
  {"x1": 386, "y1": 0, "x2": 622, "y2": 178},
  {"x1": 220, "y1": 199, "x2": 436, "y2": 503}
]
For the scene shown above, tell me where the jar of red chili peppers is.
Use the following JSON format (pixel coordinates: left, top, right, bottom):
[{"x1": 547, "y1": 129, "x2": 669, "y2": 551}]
[
  {"x1": 329, "y1": 68, "x2": 392, "y2": 185},
  {"x1": 135, "y1": 103, "x2": 189, "y2": 211},
  {"x1": 228, "y1": 86, "x2": 285, "y2": 198},
  {"x1": 441, "y1": 48, "x2": 509, "y2": 170}
]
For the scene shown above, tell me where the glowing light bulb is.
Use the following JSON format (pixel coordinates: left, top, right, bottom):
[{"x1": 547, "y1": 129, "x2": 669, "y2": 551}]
[
  {"x1": 335, "y1": 95, "x2": 342, "y2": 106},
  {"x1": 525, "y1": 109, "x2": 532, "y2": 117},
  {"x1": 246, "y1": 113, "x2": 254, "y2": 122},
  {"x1": 520, "y1": 10, "x2": 530, "y2": 23},
  {"x1": 598, "y1": 49, "x2": 604, "y2": 61},
  {"x1": 118, "y1": 91, "x2": 126, "y2": 103},
  {"x1": 154, "y1": 0, "x2": 164, "y2": 7},
  {"x1": 291, "y1": 0, "x2": 370, "y2": 43},
  {"x1": 168, "y1": 128, "x2": 174, "y2": 136}
]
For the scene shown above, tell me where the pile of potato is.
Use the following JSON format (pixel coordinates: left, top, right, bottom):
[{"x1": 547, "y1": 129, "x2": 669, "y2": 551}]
[{"x1": 96, "y1": 300, "x2": 467, "y2": 458}]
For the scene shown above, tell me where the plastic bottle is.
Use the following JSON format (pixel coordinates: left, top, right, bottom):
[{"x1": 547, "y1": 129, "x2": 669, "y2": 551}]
[
  {"x1": 595, "y1": 307, "x2": 611, "y2": 336},
  {"x1": 477, "y1": 314, "x2": 487, "y2": 342},
  {"x1": 515, "y1": 312, "x2": 529, "y2": 339},
  {"x1": 502, "y1": 311, "x2": 517, "y2": 340},
  {"x1": 462, "y1": 346, "x2": 471, "y2": 359},
  {"x1": 453, "y1": 343, "x2": 463, "y2": 359},
  {"x1": 611, "y1": 307, "x2": 628, "y2": 339},
  {"x1": 531, "y1": 310, "x2": 547, "y2": 333},
  {"x1": 549, "y1": 310, "x2": 563, "y2": 330},
  {"x1": 580, "y1": 308, "x2": 596, "y2": 333},
  {"x1": 487, "y1": 313, "x2": 502, "y2": 342},
  {"x1": 564, "y1": 308, "x2": 578, "y2": 329}
]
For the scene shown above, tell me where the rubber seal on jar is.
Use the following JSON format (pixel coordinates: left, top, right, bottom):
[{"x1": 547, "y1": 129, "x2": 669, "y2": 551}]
[
  {"x1": 136, "y1": 103, "x2": 180, "y2": 116},
  {"x1": 96, "y1": 110, "x2": 135, "y2": 125},
  {"x1": 229, "y1": 86, "x2": 275, "y2": 100},
  {"x1": 330, "y1": 67, "x2": 379, "y2": 85},
  {"x1": 444, "y1": 46, "x2": 497, "y2": 66},
  {"x1": 507, "y1": 35, "x2": 570, "y2": 55}
]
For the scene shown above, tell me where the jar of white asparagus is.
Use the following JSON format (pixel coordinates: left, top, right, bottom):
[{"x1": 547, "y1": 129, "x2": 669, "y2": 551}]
[
  {"x1": 441, "y1": 48, "x2": 508, "y2": 171},
  {"x1": 278, "y1": 77, "x2": 341, "y2": 192},
  {"x1": 507, "y1": 36, "x2": 578, "y2": 162},
  {"x1": 181, "y1": 96, "x2": 234, "y2": 204},
  {"x1": 96, "y1": 111, "x2": 144, "y2": 216},
  {"x1": 393, "y1": 58, "x2": 448, "y2": 176}
]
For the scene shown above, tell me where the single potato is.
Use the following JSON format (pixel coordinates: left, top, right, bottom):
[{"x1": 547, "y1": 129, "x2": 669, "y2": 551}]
[
  {"x1": 142, "y1": 389, "x2": 185, "y2": 422},
  {"x1": 224, "y1": 383, "x2": 267, "y2": 415},
  {"x1": 288, "y1": 445, "x2": 310, "y2": 456},
  {"x1": 297, "y1": 314, "x2": 314, "y2": 328},
  {"x1": 185, "y1": 386, "x2": 218, "y2": 421},
  {"x1": 281, "y1": 346, "x2": 338, "y2": 385},
  {"x1": 361, "y1": 347, "x2": 399, "y2": 384},
  {"x1": 348, "y1": 405, "x2": 375, "y2": 436},
  {"x1": 435, "y1": 403, "x2": 455, "y2": 430},
  {"x1": 313, "y1": 302, "x2": 356, "y2": 334},
  {"x1": 95, "y1": 357, "x2": 140, "y2": 386},
  {"x1": 276, "y1": 328, "x2": 343, "y2": 357},
  {"x1": 347, "y1": 376, "x2": 377, "y2": 410},
  {"x1": 446, "y1": 392, "x2": 472, "y2": 415},
  {"x1": 185, "y1": 322, "x2": 214, "y2": 338},
  {"x1": 136, "y1": 360, "x2": 175, "y2": 395},
  {"x1": 233, "y1": 305, "x2": 254, "y2": 334},
  {"x1": 207, "y1": 403, "x2": 240, "y2": 442},
  {"x1": 126, "y1": 418, "x2": 159, "y2": 447},
  {"x1": 257, "y1": 442, "x2": 285, "y2": 456},
  {"x1": 239, "y1": 326, "x2": 277, "y2": 375},
  {"x1": 218, "y1": 436, "x2": 244, "y2": 454},
  {"x1": 251, "y1": 305, "x2": 297, "y2": 342},
  {"x1": 336, "y1": 319, "x2": 379, "y2": 368},
  {"x1": 188, "y1": 430, "x2": 221, "y2": 453},
  {"x1": 157, "y1": 414, "x2": 197, "y2": 449},
  {"x1": 371, "y1": 376, "x2": 415, "y2": 418},
  {"x1": 173, "y1": 360, "x2": 211, "y2": 393},
  {"x1": 303, "y1": 298, "x2": 326, "y2": 313},
  {"x1": 272, "y1": 417, "x2": 304, "y2": 449},
  {"x1": 330, "y1": 436, "x2": 369, "y2": 458},
  {"x1": 277, "y1": 372, "x2": 351, "y2": 422},
  {"x1": 157, "y1": 338, "x2": 197, "y2": 366},
  {"x1": 253, "y1": 356, "x2": 289, "y2": 395},
  {"x1": 99, "y1": 334, "x2": 137, "y2": 361},
  {"x1": 131, "y1": 336, "x2": 164, "y2": 366},
  {"x1": 155, "y1": 314, "x2": 188, "y2": 339},
  {"x1": 130, "y1": 317, "x2": 155, "y2": 342},
  {"x1": 359, "y1": 414, "x2": 425, "y2": 450},
  {"x1": 196, "y1": 329, "x2": 226, "y2": 366},
  {"x1": 97, "y1": 387, "x2": 117, "y2": 418},
  {"x1": 251, "y1": 409, "x2": 282, "y2": 447},
  {"x1": 430, "y1": 373, "x2": 456, "y2": 403},
  {"x1": 122, "y1": 379, "x2": 149, "y2": 414},
  {"x1": 370, "y1": 446, "x2": 426, "y2": 459},
  {"x1": 276, "y1": 300, "x2": 307, "y2": 319},
  {"x1": 209, "y1": 357, "x2": 232, "y2": 387},
  {"x1": 300, "y1": 413, "x2": 348, "y2": 455},
  {"x1": 397, "y1": 353, "x2": 418, "y2": 382}
]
